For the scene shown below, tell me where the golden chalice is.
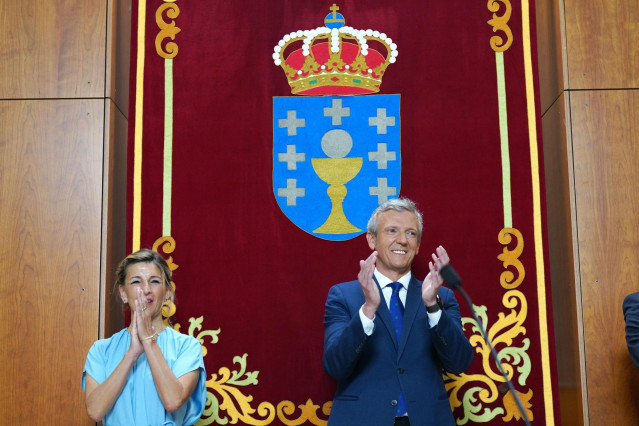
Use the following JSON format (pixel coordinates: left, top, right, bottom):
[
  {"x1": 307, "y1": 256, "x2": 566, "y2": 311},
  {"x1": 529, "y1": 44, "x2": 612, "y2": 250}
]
[{"x1": 312, "y1": 157, "x2": 363, "y2": 234}]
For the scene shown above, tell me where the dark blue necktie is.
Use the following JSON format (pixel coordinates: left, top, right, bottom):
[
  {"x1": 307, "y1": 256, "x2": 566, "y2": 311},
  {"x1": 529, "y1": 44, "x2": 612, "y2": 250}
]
[{"x1": 389, "y1": 282, "x2": 407, "y2": 416}]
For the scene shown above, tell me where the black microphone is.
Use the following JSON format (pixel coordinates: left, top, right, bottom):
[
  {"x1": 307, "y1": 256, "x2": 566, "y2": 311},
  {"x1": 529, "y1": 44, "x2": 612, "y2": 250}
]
[
  {"x1": 440, "y1": 264, "x2": 532, "y2": 426},
  {"x1": 439, "y1": 264, "x2": 462, "y2": 290}
]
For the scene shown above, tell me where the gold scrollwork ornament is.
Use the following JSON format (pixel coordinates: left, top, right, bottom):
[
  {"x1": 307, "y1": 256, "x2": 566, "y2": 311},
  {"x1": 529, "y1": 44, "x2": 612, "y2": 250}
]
[
  {"x1": 444, "y1": 289, "x2": 531, "y2": 423},
  {"x1": 156, "y1": 2, "x2": 181, "y2": 58},
  {"x1": 487, "y1": 0, "x2": 513, "y2": 52},
  {"x1": 498, "y1": 228, "x2": 525, "y2": 289},
  {"x1": 276, "y1": 399, "x2": 331, "y2": 426},
  {"x1": 199, "y1": 353, "x2": 276, "y2": 425}
]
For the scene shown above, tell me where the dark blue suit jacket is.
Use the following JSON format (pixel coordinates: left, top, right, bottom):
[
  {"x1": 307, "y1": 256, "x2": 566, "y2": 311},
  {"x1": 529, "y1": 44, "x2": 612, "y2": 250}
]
[
  {"x1": 623, "y1": 292, "x2": 639, "y2": 368},
  {"x1": 323, "y1": 275, "x2": 473, "y2": 426}
]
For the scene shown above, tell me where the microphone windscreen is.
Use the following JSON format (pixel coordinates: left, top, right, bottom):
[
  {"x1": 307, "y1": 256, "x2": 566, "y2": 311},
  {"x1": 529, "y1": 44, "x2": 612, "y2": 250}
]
[{"x1": 439, "y1": 264, "x2": 462, "y2": 290}]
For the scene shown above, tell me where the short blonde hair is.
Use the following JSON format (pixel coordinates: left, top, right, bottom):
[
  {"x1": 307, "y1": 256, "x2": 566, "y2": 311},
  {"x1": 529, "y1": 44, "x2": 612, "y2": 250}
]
[{"x1": 367, "y1": 197, "x2": 423, "y2": 239}]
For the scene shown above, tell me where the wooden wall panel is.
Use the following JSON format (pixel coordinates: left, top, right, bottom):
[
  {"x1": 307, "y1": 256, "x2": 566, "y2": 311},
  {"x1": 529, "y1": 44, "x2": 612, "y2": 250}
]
[
  {"x1": 107, "y1": 0, "x2": 132, "y2": 116},
  {"x1": 102, "y1": 99, "x2": 128, "y2": 339},
  {"x1": 571, "y1": 90, "x2": 639, "y2": 425},
  {"x1": 542, "y1": 92, "x2": 586, "y2": 425},
  {"x1": 534, "y1": 0, "x2": 566, "y2": 114},
  {"x1": 0, "y1": 0, "x2": 106, "y2": 99},
  {"x1": 564, "y1": 0, "x2": 639, "y2": 89},
  {"x1": 0, "y1": 99, "x2": 103, "y2": 424}
]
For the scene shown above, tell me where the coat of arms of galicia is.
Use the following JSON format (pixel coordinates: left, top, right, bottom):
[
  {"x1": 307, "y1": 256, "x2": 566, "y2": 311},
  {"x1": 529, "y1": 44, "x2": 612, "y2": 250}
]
[{"x1": 272, "y1": 4, "x2": 400, "y2": 241}]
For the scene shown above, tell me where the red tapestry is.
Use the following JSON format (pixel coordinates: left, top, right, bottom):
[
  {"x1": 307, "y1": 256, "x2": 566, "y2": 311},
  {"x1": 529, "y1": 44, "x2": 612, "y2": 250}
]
[{"x1": 127, "y1": 0, "x2": 560, "y2": 424}]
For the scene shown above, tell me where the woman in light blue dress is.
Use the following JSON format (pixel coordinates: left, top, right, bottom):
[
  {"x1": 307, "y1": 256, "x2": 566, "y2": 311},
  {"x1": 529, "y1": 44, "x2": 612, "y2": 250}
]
[{"x1": 82, "y1": 249, "x2": 206, "y2": 425}]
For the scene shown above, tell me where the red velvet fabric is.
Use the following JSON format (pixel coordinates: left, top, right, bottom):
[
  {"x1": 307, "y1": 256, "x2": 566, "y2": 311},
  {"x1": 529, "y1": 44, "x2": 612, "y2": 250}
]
[{"x1": 127, "y1": 1, "x2": 560, "y2": 424}]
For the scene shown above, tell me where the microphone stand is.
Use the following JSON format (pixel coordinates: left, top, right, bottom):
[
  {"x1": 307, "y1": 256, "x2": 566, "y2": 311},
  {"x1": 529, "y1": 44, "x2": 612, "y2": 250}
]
[{"x1": 440, "y1": 265, "x2": 532, "y2": 426}]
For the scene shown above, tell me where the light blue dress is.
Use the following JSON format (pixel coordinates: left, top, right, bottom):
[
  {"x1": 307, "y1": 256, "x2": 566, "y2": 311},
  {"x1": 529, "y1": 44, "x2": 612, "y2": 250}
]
[{"x1": 82, "y1": 327, "x2": 206, "y2": 426}]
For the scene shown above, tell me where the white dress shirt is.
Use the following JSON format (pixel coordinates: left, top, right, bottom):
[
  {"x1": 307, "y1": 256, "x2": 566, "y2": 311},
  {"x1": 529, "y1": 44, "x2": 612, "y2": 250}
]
[{"x1": 359, "y1": 269, "x2": 442, "y2": 335}]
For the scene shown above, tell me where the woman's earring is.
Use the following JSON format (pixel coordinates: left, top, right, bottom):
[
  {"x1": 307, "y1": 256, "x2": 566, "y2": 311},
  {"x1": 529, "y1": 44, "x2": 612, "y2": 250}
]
[{"x1": 123, "y1": 298, "x2": 128, "y2": 303}]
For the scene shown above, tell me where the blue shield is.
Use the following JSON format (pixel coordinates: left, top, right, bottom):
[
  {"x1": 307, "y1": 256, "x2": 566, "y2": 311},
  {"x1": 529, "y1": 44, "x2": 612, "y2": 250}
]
[{"x1": 273, "y1": 95, "x2": 401, "y2": 241}]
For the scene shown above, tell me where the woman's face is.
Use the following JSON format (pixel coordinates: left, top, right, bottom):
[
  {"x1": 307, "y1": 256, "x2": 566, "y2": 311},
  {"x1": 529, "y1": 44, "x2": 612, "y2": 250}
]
[{"x1": 119, "y1": 262, "x2": 169, "y2": 317}]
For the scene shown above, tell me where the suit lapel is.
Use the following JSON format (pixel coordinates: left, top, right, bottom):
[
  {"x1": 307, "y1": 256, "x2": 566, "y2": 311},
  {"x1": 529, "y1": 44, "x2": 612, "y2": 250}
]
[{"x1": 398, "y1": 276, "x2": 421, "y2": 356}]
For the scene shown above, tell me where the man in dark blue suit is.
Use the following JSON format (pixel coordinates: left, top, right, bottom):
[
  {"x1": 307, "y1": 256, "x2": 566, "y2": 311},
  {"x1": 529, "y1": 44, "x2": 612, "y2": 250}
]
[
  {"x1": 623, "y1": 292, "x2": 639, "y2": 368},
  {"x1": 323, "y1": 198, "x2": 473, "y2": 426}
]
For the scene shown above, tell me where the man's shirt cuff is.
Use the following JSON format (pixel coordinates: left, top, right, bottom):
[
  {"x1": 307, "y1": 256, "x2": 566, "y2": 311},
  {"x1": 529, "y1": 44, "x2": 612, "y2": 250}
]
[
  {"x1": 359, "y1": 306, "x2": 375, "y2": 335},
  {"x1": 428, "y1": 310, "x2": 442, "y2": 327}
]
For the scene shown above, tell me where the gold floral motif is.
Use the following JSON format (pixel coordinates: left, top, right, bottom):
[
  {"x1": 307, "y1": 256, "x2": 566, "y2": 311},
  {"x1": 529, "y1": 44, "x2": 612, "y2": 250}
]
[
  {"x1": 502, "y1": 388, "x2": 534, "y2": 422},
  {"x1": 487, "y1": 0, "x2": 513, "y2": 52},
  {"x1": 463, "y1": 293, "x2": 530, "y2": 383},
  {"x1": 445, "y1": 307, "x2": 532, "y2": 422},
  {"x1": 156, "y1": 2, "x2": 181, "y2": 59},
  {"x1": 301, "y1": 56, "x2": 321, "y2": 74},
  {"x1": 282, "y1": 62, "x2": 299, "y2": 79},
  {"x1": 327, "y1": 53, "x2": 346, "y2": 70},
  {"x1": 498, "y1": 228, "x2": 525, "y2": 289},
  {"x1": 188, "y1": 316, "x2": 220, "y2": 358},
  {"x1": 199, "y1": 353, "x2": 276, "y2": 425},
  {"x1": 350, "y1": 55, "x2": 368, "y2": 73},
  {"x1": 276, "y1": 399, "x2": 331, "y2": 426},
  {"x1": 445, "y1": 371, "x2": 505, "y2": 424}
]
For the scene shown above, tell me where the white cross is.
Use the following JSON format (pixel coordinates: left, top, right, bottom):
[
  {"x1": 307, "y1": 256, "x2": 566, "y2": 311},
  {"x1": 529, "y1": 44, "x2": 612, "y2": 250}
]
[
  {"x1": 369, "y1": 177, "x2": 397, "y2": 204},
  {"x1": 324, "y1": 99, "x2": 350, "y2": 125},
  {"x1": 369, "y1": 108, "x2": 396, "y2": 134},
  {"x1": 278, "y1": 145, "x2": 306, "y2": 170},
  {"x1": 278, "y1": 179, "x2": 305, "y2": 206},
  {"x1": 279, "y1": 110, "x2": 305, "y2": 136},
  {"x1": 368, "y1": 143, "x2": 396, "y2": 169}
]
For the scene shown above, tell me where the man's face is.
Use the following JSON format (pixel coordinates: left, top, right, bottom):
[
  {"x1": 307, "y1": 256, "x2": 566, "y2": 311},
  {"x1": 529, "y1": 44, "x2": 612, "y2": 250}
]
[{"x1": 366, "y1": 210, "x2": 421, "y2": 280}]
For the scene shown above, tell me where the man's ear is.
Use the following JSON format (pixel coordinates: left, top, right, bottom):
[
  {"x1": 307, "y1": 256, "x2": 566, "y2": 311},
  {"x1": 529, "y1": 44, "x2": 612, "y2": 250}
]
[{"x1": 366, "y1": 232, "x2": 376, "y2": 250}]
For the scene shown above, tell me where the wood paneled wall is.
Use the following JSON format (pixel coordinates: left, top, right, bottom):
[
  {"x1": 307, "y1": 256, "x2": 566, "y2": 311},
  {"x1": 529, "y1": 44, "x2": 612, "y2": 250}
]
[
  {"x1": 0, "y1": 0, "x2": 129, "y2": 422},
  {"x1": 541, "y1": 93, "x2": 586, "y2": 425},
  {"x1": 0, "y1": 0, "x2": 106, "y2": 98},
  {"x1": 103, "y1": 0, "x2": 131, "y2": 338},
  {"x1": 537, "y1": 0, "x2": 639, "y2": 423},
  {"x1": 571, "y1": 91, "x2": 639, "y2": 424},
  {"x1": 564, "y1": 0, "x2": 639, "y2": 90},
  {"x1": 0, "y1": 100, "x2": 103, "y2": 424},
  {"x1": 103, "y1": 99, "x2": 128, "y2": 339},
  {"x1": 535, "y1": 0, "x2": 566, "y2": 113}
]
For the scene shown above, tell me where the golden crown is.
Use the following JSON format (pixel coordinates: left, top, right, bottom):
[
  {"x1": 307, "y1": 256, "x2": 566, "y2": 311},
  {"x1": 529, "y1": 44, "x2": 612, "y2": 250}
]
[{"x1": 272, "y1": 4, "x2": 398, "y2": 96}]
